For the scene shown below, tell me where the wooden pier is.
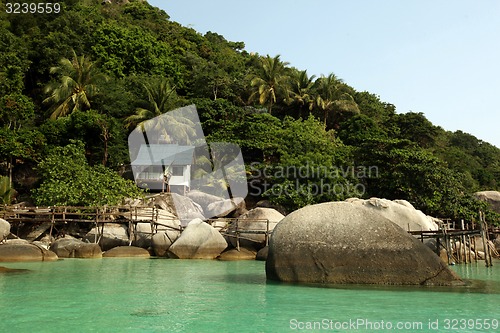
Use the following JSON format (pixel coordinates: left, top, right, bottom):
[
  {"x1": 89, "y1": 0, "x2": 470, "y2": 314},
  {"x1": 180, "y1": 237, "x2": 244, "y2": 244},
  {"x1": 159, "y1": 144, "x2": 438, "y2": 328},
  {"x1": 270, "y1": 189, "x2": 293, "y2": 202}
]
[
  {"x1": 409, "y1": 214, "x2": 498, "y2": 267},
  {"x1": 0, "y1": 205, "x2": 272, "y2": 249},
  {"x1": 1, "y1": 205, "x2": 497, "y2": 263}
]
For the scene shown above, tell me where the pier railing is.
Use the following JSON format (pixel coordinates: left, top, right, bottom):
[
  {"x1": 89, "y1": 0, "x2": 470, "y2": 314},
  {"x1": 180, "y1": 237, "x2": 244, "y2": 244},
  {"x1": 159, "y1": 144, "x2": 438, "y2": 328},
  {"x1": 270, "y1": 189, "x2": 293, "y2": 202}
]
[
  {"x1": 0, "y1": 205, "x2": 273, "y2": 249},
  {"x1": 409, "y1": 213, "x2": 498, "y2": 267}
]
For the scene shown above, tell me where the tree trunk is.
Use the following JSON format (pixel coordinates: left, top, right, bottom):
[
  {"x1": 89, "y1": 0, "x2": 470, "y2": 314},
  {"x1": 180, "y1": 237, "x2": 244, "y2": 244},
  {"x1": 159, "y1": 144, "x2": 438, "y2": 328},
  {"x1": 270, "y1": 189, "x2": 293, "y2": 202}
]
[{"x1": 8, "y1": 156, "x2": 13, "y2": 187}]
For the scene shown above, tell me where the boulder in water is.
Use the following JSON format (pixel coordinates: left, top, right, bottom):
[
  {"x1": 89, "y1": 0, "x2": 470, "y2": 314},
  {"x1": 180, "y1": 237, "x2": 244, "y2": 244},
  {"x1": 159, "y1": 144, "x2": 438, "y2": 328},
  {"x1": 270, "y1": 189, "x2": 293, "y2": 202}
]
[
  {"x1": 266, "y1": 202, "x2": 464, "y2": 286},
  {"x1": 168, "y1": 219, "x2": 227, "y2": 259},
  {"x1": 103, "y1": 246, "x2": 150, "y2": 258},
  {"x1": 49, "y1": 238, "x2": 102, "y2": 258},
  {"x1": 218, "y1": 247, "x2": 256, "y2": 261},
  {"x1": 347, "y1": 198, "x2": 438, "y2": 231},
  {"x1": 0, "y1": 243, "x2": 58, "y2": 262}
]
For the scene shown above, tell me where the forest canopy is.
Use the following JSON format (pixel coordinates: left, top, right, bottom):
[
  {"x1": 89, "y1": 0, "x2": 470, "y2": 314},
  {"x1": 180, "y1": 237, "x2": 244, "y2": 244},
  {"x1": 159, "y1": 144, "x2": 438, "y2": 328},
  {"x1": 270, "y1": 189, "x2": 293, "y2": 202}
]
[{"x1": 0, "y1": 0, "x2": 498, "y2": 224}]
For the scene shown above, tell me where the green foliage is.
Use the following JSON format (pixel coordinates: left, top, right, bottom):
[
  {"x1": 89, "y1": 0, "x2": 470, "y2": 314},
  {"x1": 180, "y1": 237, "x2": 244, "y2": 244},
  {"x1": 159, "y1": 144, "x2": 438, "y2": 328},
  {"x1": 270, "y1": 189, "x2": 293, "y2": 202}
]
[
  {"x1": 0, "y1": 176, "x2": 15, "y2": 205},
  {"x1": 43, "y1": 50, "x2": 107, "y2": 119},
  {"x1": 0, "y1": 93, "x2": 35, "y2": 129},
  {"x1": 314, "y1": 73, "x2": 359, "y2": 128},
  {"x1": 249, "y1": 55, "x2": 290, "y2": 114},
  {"x1": 287, "y1": 69, "x2": 316, "y2": 118},
  {"x1": 434, "y1": 131, "x2": 500, "y2": 190},
  {"x1": 351, "y1": 137, "x2": 485, "y2": 219},
  {"x1": 91, "y1": 23, "x2": 180, "y2": 80},
  {"x1": 0, "y1": 0, "x2": 498, "y2": 221},
  {"x1": 0, "y1": 27, "x2": 30, "y2": 94},
  {"x1": 0, "y1": 127, "x2": 46, "y2": 164},
  {"x1": 32, "y1": 141, "x2": 143, "y2": 206},
  {"x1": 394, "y1": 112, "x2": 441, "y2": 148},
  {"x1": 260, "y1": 116, "x2": 354, "y2": 210}
]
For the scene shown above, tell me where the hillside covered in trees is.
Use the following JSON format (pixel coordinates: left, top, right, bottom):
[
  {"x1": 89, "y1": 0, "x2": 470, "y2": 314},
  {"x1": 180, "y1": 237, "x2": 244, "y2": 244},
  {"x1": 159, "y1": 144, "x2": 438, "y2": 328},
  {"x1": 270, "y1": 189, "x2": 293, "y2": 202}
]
[{"x1": 1, "y1": 0, "x2": 499, "y2": 223}]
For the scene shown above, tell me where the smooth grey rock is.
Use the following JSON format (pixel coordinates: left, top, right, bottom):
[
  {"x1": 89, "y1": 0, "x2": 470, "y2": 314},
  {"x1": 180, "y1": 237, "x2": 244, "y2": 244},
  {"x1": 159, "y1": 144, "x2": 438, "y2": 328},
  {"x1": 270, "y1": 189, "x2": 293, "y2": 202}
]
[
  {"x1": 186, "y1": 190, "x2": 224, "y2": 211},
  {"x1": 256, "y1": 246, "x2": 269, "y2": 261},
  {"x1": 103, "y1": 246, "x2": 150, "y2": 258},
  {"x1": 155, "y1": 193, "x2": 205, "y2": 226},
  {"x1": 346, "y1": 198, "x2": 439, "y2": 231},
  {"x1": 218, "y1": 247, "x2": 256, "y2": 261},
  {"x1": 85, "y1": 223, "x2": 129, "y2": 251},
  {"x1": 266, "y1": 202, "x2": 464, "y2": 286},
  {"x1": 228, "y1": 208, "x2": 284, "y2": 249},
  {"x1": 0, "y1": 218, "x2": 10, "y2": 242},
  {"x1": 206, "y1": 197, "x2": 246, "y2": 218},
  {"x1": 0, "y1": 243, "x2": 58, "y2": 262},
  {"x1": 474, "y1": 191, "x2": 500, "y2": 214},
  {"x1": 50, "y1": 238, "x2": 102, "y2": 258},
  {"x1": 151, "y1": 230, "x2": 180, "y2": 257},
  {"x1": 168, "y1": 219, "x2": 227, "y2": 259}
]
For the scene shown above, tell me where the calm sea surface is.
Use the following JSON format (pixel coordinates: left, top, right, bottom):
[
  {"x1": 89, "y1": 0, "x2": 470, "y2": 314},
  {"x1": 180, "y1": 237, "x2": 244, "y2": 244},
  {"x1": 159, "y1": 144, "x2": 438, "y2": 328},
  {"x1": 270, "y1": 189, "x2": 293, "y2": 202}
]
[{"x1": 0, "y1": 259, "x2": 499, "y2": 333}]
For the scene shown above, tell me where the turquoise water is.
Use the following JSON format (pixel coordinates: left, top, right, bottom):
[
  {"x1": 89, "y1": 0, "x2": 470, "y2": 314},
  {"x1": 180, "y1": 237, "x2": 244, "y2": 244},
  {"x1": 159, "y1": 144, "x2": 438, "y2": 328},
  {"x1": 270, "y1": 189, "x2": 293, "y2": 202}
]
[{"x1": 0, "y1": 259, "x2": 499, "y2": 333}]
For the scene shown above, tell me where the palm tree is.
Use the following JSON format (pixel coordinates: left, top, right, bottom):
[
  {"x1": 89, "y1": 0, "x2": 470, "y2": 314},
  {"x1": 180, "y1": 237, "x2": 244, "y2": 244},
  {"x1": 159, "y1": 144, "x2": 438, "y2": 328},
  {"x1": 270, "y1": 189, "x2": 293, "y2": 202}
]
[
  {"x1": 249, "y1": 55, "x2": 290, "y2": 114},
  {"x1": 314, "y1": 73, "x2": 359, "y2": 128},
  {"x1": 44, "y1": 50, "x2": 107, "y2": 119},
  {"x1": 125, "y1": 78, "x2": 196, "y2": 145},
  {"x1": 288, "y1": 69, "x2": 316, "y2": 118}
]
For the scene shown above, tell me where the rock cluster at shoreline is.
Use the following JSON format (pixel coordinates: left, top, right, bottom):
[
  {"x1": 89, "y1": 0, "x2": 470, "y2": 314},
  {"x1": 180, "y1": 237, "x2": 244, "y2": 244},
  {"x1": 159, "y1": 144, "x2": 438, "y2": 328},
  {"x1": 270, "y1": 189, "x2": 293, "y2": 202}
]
[
  {"x1": 0, "y1": 192, "x2": 282, "y2": 262},
  {"x1": 0, "y1": 195, "x2": 497, "y2": 287}
]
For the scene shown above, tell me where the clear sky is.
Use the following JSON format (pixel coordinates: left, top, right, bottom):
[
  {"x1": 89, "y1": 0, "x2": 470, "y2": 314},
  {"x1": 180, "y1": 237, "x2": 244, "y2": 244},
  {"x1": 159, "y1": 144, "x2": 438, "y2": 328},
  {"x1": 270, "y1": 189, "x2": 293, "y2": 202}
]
[{"x1": 149, "y1": 0, "x2": 500, "y2": 148}]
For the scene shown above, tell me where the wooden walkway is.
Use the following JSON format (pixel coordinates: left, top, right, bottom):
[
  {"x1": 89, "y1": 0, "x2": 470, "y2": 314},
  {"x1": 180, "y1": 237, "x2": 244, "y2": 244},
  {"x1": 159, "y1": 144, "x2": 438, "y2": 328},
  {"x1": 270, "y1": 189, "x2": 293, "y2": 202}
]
[
  {"x1": 0, "y1": 205, "x2": 272, "y2": 248},
  {"x1": 1, "y1": 205, "x2": 497, "y2": 263},
  {"x1": 409, "y1": 214, "x2": 497, "y2": 267}
]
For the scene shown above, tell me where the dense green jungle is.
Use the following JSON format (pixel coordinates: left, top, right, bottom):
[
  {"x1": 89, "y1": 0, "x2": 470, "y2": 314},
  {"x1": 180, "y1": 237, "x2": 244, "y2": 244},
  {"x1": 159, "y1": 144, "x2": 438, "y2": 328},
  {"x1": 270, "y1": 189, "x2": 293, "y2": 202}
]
[{"x1": 1, "y1": 0, "x2": 499, "y2": 224}]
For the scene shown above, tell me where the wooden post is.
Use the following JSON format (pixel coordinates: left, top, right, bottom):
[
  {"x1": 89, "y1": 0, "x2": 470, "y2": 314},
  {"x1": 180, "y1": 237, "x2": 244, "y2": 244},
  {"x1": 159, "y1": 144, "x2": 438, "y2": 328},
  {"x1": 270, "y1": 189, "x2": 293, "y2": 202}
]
[
  {"x1": 461, "y1": 220, "x2": 467, "y2": 264},
  {"x1": 467, "y1": 235, "x2": 472, "y2": 264},
  {"x1": 480, "y1": 211, "x2": 491, "y2": 267},
  {"x1": 472, "y1": 236, "x2": 478, "y2": 263},
  {"x1": 94, "y1": 207, "x2": 99, "y2": 244},
  {"x1": 235, "y1": 222, "x2": 240, "y2": 252},
  {"x1": 49, "y1": 208, "x2": 55, "y2": 245},
  {"x1": 444, "y1": 230, "x2": 452, "y2": 265},
  {"x1": 265, "y1": 219, "x2": 270, "y2": 247}
]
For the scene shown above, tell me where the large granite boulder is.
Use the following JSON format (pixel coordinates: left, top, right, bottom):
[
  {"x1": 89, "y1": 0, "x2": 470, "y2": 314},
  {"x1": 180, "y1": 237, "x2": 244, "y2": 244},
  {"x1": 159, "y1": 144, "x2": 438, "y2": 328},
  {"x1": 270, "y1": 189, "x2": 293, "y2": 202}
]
[
  {"x1": 85, "y1": 223, "x2": 129, "y2": 251},
  {"x1": 49, "y1": 238, "x2": 102, "y2": 258},
  {"x1": 103, "y1": 246, "x2": 150, "y2": 258},
  {"x1": 266, "y1": 202, "x2": 464, "y2": 286},
  {"x1": 150, "y1": 216, "x2": 181, "y2": 256},
  {"x1": 206, "y1": 197, "x2": 247, "y2": 218},
  {"x1": 168, "y1": 219, "x2": 228, "y2": 259},
  {"x1": 218, "y1": 247, "x2": 256, "y2": 261},
  {"x1": 155, "y1": 193, "x2": 205, "y2": 226},
  {"x1": 347, "y1": 198, "x2": 438, "y2": 231},
  {"x1": 151, "y1": 230, "x2": 180, "y2": 257},
  {"x1": 0, "y1": 243, "x2": 58, "y2": 262},
  {"x1": 474, "y1": 191, "x2": 500, "y2": 214},
  {"x1": 186, "y1": 190, "x2": 224, "y2": 211},
  {"x1": 131, "y1": 222, "x2": 153, "y2": 248},
  {"x1": 228, "y1": 208, "x2": 284, "y2": 249},
  {"x1": 0, "y1": 218, "x2": 10, "y2": 242}
]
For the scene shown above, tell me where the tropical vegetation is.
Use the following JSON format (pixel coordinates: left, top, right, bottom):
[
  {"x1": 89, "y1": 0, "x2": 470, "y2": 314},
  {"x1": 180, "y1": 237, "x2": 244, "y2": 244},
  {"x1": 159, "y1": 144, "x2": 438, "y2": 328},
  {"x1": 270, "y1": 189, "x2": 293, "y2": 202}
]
[{"x1": 0, "y1": 0, "x2": 498, "y2": 224}]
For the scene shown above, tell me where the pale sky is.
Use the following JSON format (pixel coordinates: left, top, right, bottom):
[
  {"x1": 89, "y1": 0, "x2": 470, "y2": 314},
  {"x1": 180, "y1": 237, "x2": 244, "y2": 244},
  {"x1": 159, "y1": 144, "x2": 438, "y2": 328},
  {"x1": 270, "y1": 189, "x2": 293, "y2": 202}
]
[{"x1": 149, "y1": 0, "x2": 500, "y2": 148}]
